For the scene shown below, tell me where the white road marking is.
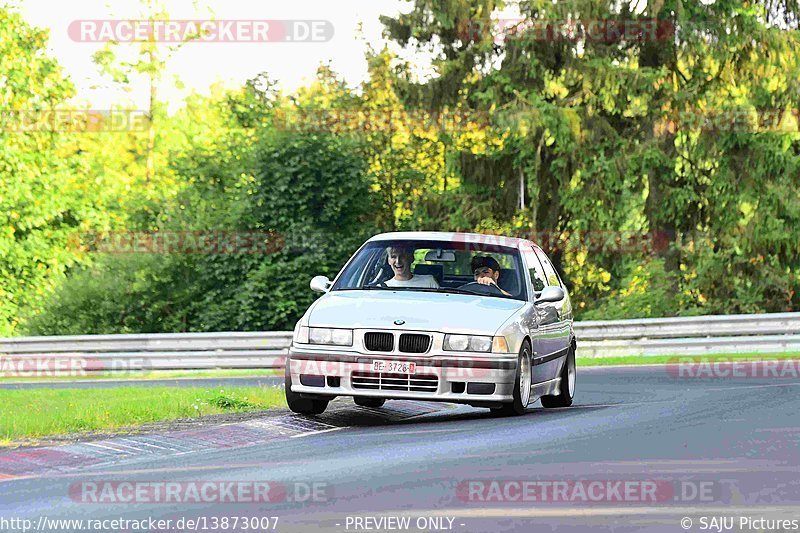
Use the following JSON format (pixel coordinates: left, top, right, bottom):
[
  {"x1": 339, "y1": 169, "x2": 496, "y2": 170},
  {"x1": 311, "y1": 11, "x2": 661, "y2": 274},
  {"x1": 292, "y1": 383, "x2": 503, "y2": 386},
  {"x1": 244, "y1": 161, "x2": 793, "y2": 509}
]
[
  {"x1": 116, "y1": 437, "x2": 174, "y2": 451},
  {"x1": 85, "y1": 442, "x2": 137, "y2": 454},
  {"x1": 289, "y1": 426, "x2": 343, "y2": 438},
  {"x1": 705, "y1": 382, "x2": 800, "y2": 391}
]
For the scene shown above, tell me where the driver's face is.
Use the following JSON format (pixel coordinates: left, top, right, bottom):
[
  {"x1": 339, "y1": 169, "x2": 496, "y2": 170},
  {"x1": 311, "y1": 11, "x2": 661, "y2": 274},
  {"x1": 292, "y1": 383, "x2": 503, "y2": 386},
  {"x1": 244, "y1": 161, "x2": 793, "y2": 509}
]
[
  {"x1": 474, "y1": 266, "x2": 500, "y2": 283},
  {"x1": 388, "y1": 248, "x2": 413, "y2": 277}
]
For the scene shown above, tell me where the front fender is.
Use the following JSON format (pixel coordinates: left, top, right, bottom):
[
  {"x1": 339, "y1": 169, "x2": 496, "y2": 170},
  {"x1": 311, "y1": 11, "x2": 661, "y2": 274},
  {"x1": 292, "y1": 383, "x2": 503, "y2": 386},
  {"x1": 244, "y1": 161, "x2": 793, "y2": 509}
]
[{"x1": 494, "y1": 303, "x2": 533, "y2": 355}]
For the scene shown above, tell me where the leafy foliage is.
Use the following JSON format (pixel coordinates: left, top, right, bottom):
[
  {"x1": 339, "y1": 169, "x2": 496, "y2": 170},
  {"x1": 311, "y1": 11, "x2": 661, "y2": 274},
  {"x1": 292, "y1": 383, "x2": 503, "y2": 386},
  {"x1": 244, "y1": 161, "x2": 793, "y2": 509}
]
[
  {"x1": 6, "y1": 1, "x2": 800, "y2": 336},
  {"x1": 0, "y1": 9, "x2": 116, "y2": 335},
  {"x1": 26, "y1": 128, "x2": 379, "y2": 334}
]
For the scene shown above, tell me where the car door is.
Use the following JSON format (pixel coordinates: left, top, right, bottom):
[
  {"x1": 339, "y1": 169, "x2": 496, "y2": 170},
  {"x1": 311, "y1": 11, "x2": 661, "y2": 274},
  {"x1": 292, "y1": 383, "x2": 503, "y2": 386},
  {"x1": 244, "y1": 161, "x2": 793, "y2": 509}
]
[
  {"x1": 522, "y1": 248, "x2": 556, "y2": 385},
  {"x1": 533, "y1": 247, "x2": 572, "y2": 381}
]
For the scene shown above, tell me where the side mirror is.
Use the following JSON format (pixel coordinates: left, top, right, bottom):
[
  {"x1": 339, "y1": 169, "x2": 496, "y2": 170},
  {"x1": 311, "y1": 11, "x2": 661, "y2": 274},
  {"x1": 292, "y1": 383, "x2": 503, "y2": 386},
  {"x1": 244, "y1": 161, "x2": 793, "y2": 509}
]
[
  {"x1": 535, "y1": 286, "x2": 565, "y2": 304},
  {"x1": 310, "y1": 275, "x2": 332, "y2": 293}
]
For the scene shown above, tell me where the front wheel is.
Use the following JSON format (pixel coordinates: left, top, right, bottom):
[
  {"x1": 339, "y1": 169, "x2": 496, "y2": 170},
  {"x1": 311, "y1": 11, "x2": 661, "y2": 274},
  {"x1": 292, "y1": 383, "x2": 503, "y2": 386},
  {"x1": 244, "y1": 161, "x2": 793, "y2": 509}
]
[
  {"x1": 493, "y1": 341, "x2": 532, "y2": 416},
  {"x1": 284, "y1": 362, "x2": 329, "y2": 415},
  {"x1": 541, "y1": 345, "x2": 575, "y2": 408}
]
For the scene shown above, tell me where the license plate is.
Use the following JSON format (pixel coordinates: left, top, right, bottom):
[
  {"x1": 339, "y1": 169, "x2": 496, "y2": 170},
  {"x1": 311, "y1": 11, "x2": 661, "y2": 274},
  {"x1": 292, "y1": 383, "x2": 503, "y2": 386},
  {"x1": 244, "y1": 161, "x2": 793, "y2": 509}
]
[{"x1": 372, "y1": 360, "x2": 416, "y2": 374}]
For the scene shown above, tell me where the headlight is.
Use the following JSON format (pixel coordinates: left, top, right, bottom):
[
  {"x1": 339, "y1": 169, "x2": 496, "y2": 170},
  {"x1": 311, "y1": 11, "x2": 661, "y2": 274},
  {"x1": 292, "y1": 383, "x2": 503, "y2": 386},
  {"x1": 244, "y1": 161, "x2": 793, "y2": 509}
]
[
  {"x1": 444, "y1": 334, "x2": 493, "y2": 353},
  {"x1": 294, "y1": 324, "x2": 309, "y2": 344},
  {"x1": 308, "y1": 327, "x2": 353, "y2": 346},
  {"x1": 443, "y1": 335, "x2": 510, "y2": 353},
  {"x1": 445, "y1": 334, "x2": 470, "y2": 351}
]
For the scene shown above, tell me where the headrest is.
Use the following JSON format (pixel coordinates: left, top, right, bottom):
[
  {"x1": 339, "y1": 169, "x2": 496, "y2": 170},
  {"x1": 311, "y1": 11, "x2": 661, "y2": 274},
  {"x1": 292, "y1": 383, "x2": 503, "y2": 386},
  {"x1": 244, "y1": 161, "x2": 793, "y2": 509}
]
[
  {"x1": 498, "y1": 268, "x2": 520, "y2": 297},
  {"x1": 414, "y1": 263, "x2": 444, "y2": 285}
]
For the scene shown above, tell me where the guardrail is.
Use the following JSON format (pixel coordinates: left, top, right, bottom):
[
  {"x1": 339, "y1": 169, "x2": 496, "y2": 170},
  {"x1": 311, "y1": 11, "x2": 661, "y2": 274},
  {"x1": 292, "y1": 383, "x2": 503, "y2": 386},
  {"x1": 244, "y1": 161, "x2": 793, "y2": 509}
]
[
  {"x1": 0, "y1": 332, "x2": 292, "y2": 372},
  {"x1": 1, "y1": 312, "x2": 798, "y2": 373},
  {"x1": 575, "y1": 312, "x2": 800, "y2": 358}
]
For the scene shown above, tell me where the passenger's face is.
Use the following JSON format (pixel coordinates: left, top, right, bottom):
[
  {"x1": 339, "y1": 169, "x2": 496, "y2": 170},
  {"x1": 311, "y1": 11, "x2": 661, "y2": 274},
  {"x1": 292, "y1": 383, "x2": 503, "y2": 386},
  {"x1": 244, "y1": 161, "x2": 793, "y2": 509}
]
[
  {"x1": 388, "y1": 248, "x2": 413, "y2": 277},
  {"x1": 474, "y1": 266, "x2": 499, "y2": 283}
]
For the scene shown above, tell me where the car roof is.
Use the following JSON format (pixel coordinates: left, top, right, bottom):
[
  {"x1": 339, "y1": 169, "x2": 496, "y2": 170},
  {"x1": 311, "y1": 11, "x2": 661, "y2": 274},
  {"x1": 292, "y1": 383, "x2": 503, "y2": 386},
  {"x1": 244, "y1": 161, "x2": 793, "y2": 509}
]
[{"x1": 367, "y1": 231, "x2": 537, "y2": 250}]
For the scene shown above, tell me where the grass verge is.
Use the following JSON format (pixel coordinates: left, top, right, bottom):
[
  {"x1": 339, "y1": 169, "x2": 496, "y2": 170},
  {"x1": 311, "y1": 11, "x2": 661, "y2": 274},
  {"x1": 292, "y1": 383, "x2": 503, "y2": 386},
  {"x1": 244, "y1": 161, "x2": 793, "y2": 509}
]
[
  {"x1": 578, "y1": 352, "x2": 800, "y2": 366},
  {"x1": 0, "y1": 386, "x2": 286, "y2": 444},
  {"x1": 0, "y1": 369, "x2": 279, "y2": 382},
  {"x1": 3, "y1": 353, "x2": 798, "y2": 443}
]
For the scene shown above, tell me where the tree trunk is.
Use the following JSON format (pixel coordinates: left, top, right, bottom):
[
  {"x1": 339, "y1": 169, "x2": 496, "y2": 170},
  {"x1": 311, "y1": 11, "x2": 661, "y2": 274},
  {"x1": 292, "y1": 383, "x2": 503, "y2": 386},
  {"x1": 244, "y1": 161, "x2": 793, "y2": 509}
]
[{"x1": 145, "y1": 49, "x2": 157, "y2": 186}]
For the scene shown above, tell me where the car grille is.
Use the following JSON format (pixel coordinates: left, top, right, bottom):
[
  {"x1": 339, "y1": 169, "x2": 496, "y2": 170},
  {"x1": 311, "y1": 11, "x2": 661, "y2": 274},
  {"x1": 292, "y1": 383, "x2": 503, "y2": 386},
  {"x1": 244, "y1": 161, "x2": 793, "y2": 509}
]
[
  {"x1": 399, "y1": 333, "x2": 431, "y2": 353},
  {"x1": 364, "y1": 332, "x2": 394, "y2": 352},
  {"x1": 351, "y1": 371, "x2": 438, "y2": 393}
]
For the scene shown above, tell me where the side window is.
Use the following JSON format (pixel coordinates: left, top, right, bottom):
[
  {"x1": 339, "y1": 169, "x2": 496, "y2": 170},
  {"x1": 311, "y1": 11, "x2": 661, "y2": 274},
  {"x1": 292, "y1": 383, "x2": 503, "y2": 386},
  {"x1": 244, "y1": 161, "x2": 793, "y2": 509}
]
[
  {"x1": 535, "y1": 249, "x2": 562, "y2": 287},
  {"x1": 525, "y1": 251, "x2": 547, "y2": 293}
]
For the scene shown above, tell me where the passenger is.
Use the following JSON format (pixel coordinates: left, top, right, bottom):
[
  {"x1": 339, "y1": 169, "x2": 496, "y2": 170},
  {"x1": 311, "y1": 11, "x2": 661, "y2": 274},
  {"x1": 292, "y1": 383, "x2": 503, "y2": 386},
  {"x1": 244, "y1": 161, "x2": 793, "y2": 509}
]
[
  {"x1": 468, "y1": 255, "x2": 511, "y2": 296},
  {"x1": 385, "y1": 246, "x2": 439, "y2": 288}
]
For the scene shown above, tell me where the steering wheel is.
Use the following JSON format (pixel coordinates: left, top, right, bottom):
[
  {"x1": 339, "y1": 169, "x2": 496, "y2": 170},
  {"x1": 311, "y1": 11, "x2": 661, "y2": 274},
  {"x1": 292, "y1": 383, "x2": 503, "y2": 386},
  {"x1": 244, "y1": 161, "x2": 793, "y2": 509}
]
[
  {"x1": 367, "y1": 261, "x2": 393, "y2": 288},
  {"x1": 459, "y1": 281, "x2": 505, "y2": 296}
]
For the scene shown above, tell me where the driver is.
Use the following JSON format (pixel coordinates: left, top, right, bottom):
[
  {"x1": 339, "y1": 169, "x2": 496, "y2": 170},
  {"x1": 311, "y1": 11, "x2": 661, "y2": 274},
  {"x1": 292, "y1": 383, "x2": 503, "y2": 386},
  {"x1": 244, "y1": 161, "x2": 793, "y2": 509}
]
[
  {"x1": 466, "y1": 255, "x2": 511, "y2": 296},
  {"x1": 385, "y1": 246, "x2": 439, "y2": 288}
]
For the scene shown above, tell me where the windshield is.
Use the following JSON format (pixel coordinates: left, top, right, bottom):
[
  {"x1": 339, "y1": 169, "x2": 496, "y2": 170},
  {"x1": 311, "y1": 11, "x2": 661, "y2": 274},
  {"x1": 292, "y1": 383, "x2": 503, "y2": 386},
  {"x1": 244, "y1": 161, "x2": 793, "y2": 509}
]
[{"x1": 332, "y1": 239, "x2": 527, "y2": 301}]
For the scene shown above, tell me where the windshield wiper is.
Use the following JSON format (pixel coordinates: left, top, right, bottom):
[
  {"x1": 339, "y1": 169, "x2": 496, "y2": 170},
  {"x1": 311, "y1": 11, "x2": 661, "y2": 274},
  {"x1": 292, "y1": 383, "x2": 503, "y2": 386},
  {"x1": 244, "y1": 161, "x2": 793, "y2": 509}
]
[
  {"x1": 428, "y1": 287, "x2": 518, "y2": 299},
  {"x1": 431, "y1": 287, "x2": 475, "y2": 295},
  {"x1": 379, "y1": 287, "x2": 478, "y2": 296},
  {"x1": 343, "y1": 286, "x2": 505, "y2": 297}
]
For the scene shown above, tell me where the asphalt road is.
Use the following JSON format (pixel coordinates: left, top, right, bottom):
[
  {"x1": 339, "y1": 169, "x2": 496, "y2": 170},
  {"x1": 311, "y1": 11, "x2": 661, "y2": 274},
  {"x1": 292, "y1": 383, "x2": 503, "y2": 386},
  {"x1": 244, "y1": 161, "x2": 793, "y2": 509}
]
[{"x1": 2, "y1": 365, "x2": 799, "y2": 533}]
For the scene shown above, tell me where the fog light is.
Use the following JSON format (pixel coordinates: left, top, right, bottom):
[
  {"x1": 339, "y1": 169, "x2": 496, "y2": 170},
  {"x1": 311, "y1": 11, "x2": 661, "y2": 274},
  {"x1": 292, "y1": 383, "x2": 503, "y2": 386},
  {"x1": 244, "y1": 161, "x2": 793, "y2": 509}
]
[
  {"x1": 299, "y1": 375, "x2": 325, "y2": 387},
  {"x1": 467, "y1": 382, "x2": 496, "y2": 395}
]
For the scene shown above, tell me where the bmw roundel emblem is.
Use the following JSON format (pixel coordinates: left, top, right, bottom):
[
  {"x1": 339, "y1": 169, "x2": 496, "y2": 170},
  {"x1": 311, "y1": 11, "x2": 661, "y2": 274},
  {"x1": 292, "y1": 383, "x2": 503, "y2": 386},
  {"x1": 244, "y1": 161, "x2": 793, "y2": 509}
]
[{"x1": 394, "y1": 319, "x2": 405, "y2": 325}]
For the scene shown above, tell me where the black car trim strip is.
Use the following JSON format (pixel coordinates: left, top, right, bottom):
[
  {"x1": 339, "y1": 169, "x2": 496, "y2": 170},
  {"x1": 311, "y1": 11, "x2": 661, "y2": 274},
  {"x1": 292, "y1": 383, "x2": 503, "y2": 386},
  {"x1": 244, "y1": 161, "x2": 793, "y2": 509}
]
[
  {"x1": 532, "y1": 347, "x2": 569, "y2": 366},
  {"x1": 290, "y1": 352, "x2": 515, "y2": 370}
]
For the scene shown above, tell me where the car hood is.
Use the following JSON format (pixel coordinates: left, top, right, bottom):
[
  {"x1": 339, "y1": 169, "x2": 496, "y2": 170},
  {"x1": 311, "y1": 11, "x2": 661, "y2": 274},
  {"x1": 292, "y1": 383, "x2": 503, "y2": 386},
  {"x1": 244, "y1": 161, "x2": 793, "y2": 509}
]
[{"x1": 307, "y1": 290, "x2": 525, "y2": 336}]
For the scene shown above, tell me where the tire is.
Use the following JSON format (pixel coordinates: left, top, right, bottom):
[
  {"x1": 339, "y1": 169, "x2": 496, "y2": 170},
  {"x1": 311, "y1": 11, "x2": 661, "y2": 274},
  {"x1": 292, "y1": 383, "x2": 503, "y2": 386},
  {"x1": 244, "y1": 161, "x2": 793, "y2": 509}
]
[
  {"x1": 541, "y1": 344, "x2": 575, "y2": 408},
  {"x1": 494, "y1": 341, "x2": 532, "y2": 416},
  {"x1": 354, "y1": 397, "x2": 386, "y2": 408},
  {"x1": 284, "y1": 362, "x2": 329, "y2": 415}
]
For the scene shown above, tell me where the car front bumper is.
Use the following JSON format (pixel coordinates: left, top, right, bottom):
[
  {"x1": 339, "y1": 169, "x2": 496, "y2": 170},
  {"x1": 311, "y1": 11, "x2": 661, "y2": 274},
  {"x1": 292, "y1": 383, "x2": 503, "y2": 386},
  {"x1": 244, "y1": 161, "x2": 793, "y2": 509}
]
[{"x1": 288, "y1": 345, "x2": 518, "y2": 404}]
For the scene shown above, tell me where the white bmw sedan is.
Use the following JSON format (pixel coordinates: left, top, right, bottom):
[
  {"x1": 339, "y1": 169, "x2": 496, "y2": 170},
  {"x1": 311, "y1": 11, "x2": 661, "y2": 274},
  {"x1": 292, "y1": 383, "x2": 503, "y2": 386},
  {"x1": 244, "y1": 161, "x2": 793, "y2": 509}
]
[{"x1": 286, "y1": 231, "x2": 576, "y2": 416}]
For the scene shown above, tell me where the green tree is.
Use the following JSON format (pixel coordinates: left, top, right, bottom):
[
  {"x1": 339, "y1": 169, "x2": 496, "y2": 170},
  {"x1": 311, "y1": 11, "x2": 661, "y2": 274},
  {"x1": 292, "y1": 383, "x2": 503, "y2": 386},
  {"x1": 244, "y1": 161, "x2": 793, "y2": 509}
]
[
  {"x1": 0, "y1": 7, "x2": 116, "y2": 335},
  {"x1": 26, "y1": 127, "x2": 380, "y2": 334},
  {"x1": 91, "y1": 0, "x2": 208, "y2": 225},
  {"x1": 380, "y1": 0, "x2": 800, "y2": 317}
]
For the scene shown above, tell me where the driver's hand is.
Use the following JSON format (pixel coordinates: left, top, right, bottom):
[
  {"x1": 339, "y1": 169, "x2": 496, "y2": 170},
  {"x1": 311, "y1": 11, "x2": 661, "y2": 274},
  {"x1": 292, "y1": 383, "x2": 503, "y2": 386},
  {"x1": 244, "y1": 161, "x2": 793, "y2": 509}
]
[{"x1": 476, "y1": 277, "x2": 497, "y2": 287}]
